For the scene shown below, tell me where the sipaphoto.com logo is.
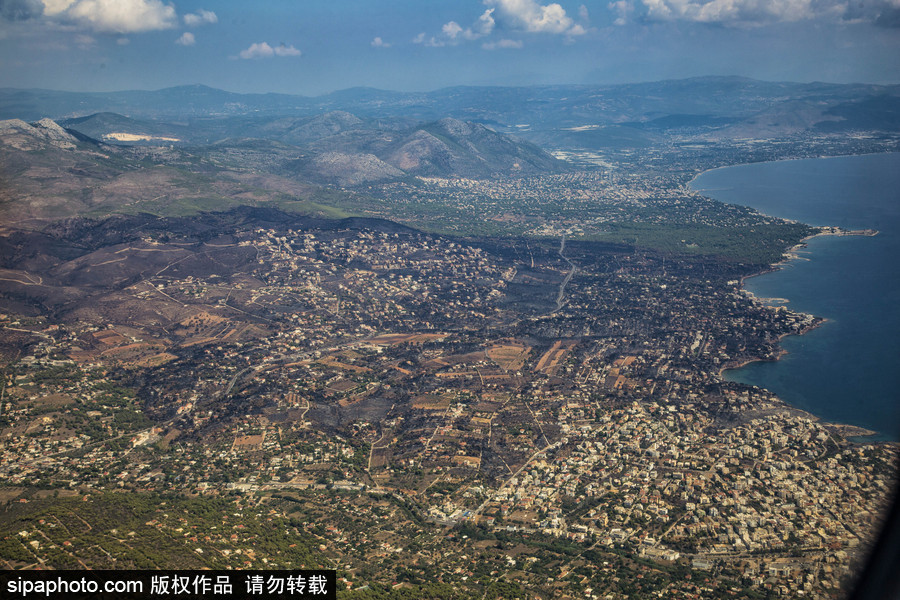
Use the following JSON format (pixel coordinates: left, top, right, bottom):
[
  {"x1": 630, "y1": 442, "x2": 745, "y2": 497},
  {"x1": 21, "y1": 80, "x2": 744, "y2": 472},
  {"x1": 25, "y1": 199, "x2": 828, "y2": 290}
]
[
  {"x1": 6, "y1": 574, "x2": 142, "y2": 597},
  {"x1": 0, "y1": 570, "x2": 337, "y2": 600}
]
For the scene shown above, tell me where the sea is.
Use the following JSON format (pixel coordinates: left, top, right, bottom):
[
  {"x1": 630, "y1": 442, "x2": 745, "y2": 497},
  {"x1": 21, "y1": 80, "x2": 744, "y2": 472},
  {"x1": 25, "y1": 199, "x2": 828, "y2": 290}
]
[{"x1": 691, "y1": 153, "x2": 900, "y2": 441}]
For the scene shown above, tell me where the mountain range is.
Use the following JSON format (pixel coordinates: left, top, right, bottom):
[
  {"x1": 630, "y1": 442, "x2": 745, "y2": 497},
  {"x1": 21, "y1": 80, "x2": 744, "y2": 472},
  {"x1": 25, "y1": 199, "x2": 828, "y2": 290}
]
[
  {"x1": 2, "y1": 76, "x2": 898, "y2": 224},
  {"x1": 3, "y1": 76, "x2": 899, "y2": 145}
]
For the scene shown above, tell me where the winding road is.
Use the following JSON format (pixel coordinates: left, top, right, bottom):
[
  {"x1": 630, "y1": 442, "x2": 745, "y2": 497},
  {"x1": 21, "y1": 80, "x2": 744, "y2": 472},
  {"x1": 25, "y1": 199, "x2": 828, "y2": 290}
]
[{"x1": 553, "y1": 234, "x2": 577, "y2": 313}]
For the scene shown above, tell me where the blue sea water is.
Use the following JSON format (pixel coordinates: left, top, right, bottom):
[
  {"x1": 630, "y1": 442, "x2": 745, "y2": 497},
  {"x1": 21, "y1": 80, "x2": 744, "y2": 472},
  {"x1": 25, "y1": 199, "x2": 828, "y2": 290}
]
[{"x1": 691, "y1": 153, "x2": 900, "y2": 441}]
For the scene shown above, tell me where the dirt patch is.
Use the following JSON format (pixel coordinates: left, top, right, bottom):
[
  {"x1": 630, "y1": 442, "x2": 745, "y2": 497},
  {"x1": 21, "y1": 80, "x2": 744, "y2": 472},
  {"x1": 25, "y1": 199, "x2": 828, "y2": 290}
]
[{"x1": 486, "y1": 341, "x2": 531, "y2": 372}]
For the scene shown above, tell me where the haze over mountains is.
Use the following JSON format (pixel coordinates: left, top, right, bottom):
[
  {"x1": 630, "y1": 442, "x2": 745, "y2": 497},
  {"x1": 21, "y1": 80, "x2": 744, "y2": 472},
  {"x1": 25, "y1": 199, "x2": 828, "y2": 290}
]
[
  {"x1": 2, "y1": 75, "x2": 898, "y2": 223},
  {"x1": 3, "y1": 76, "x2": 899, "y2": 138}
]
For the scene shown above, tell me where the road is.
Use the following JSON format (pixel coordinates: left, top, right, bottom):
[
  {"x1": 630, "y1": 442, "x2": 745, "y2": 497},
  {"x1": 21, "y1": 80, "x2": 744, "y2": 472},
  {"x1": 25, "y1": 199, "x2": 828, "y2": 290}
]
[
  {"x1": 553, "y1": 234, "x2": 577, "y2": 313},
  {"x1": 468, "y1": 440, "x2": 562, "y2": 521}
]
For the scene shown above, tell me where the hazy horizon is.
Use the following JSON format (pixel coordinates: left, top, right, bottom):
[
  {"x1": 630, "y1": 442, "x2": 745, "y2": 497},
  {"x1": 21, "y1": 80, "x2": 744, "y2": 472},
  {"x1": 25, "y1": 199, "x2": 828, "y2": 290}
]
[{"x1": 6, "y1": 73, "x2": 900, "y2": 98}]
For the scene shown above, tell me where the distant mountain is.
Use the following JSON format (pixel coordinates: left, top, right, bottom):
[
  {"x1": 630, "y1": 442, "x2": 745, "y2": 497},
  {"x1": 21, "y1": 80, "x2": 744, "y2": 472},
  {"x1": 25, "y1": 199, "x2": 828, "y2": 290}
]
[
  {"x1": 258, "y1": 111, "x2": 366, "y2": 146},
  {"x1": 285, "y1": 152, "x2": 405, "y2": 187},
  {"x1": 4, "y1": 77, "x2": 898, "y2": 138},
  {"x1": 0, "y1": 84, "x2": 316, "y2": 121},
  {"x1": 279, "y1": 116, "x2": 562, "y2": 183},
  {"x1": 0, "y1": 113, "x2": 560, "y2": 227},
  {"x1": 0, "y1": 117, "x2": 308, "y2": 223},
  {"x1": 381, "y1": 118, "x2": 561, "y2": 177},
  {"x1": 0, "y1": 118, "x2": 81, "y2": 151},
  {"x1": 0, "y1": 117, "x2": 124, "y2": 222},
  {"x1": 62, "y1": 112, "x2": 190, "y2": 145},
  {"x1": 816, "y1": 95, "x2": 900, "y2": 132},
  {"x1": 2, "y1": 76, "x2": 898, "y2": 191}
]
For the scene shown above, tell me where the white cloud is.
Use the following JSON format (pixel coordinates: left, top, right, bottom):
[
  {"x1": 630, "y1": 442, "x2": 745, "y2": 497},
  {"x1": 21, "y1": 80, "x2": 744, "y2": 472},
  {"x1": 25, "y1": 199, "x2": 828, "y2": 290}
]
[
  {"x1": 175, "y1": 31, "x2": 194, "y2": 46},
  {"x1": 423, "y1": 1, "x2": 586, "y2": 48},
  {"x1": 442, "y1": 20, "x2": 463, "y2": 38},
  {"x1": 238, "y1": 41, "x2": 301, "y2": 59},
  {"x1": 41, "y1": 0, "x2": 75, "y2": 16},
  {"x1": 484, "y1": 0, "x2": 584, "y2": 35},
  {"x1": 438, "y1": 8, "x2": 496, "y2": 43},
  {"x1": 609, "y1": 0, "x2": 634, "y2": 25},
  {"x1": 116, "y1": 36, "x2": 128, "y2": 44},
  {"x1": 240, "y1": 42, "x2": 274, "y2": 59},
  {"x1": 371, "y1": 36, "x2": 390, "y2": 47},
  {"x1": 183, "y1": 8, "x2": 216, "y2": 26},
  {"x1": 609, "y1": 0, "x2": 900, "y2": 26},
  {"x1": 474, "y1": 8, "x2": 497, "y2": 35},
  {"x1": 413, "y1": 31, "x2": 448, "y2": 47},
  {"x1": 273, "y1": 43, "x2": 301, "y2": 56},
  {"x1": 482, "y1": 38, "x2": 524, "y2": 49},
  {"x1": 64, "y1": 0, "x2": 177, "y2": 33}
]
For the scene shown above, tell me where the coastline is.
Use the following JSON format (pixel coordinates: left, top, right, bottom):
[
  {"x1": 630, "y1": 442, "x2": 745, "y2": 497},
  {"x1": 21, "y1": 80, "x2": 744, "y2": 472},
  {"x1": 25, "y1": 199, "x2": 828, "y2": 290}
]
[
  {"x1": 719, "y1": 233, "x2": 884, "y2": 441},
  {"x1": 725, "y1": 224, "x2": 881, "y2": 372},
  {"x1": 716, "y1": 321, "x2": 821, "y2": 380},
  {"x1": 739, "y1": 227, "x2": 879, "y2": 289},
  {"x1": 686, "y1": 151, "x2": 900, "y2": 190},
  {"x1": 693, "y1": 156, "x2": 894, "y2": 443},
  {"x1": 717, "y1": 324, "x2": 884, "y2": 442}
]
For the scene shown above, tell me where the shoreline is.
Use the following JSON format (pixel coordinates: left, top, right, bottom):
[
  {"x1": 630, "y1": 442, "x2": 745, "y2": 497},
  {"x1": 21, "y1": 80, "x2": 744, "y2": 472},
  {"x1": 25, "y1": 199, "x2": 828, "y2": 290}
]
[
  {"x1": 738, "y1": 227, "x2": 879, "y2": 291},
  {"x1": 686, "y1": 150, "x2": 900, "y2": 190},
  {"x1": 717, "y1": 327, "x2": 884, "y2": 443},
  {"x1": 716, "y1": 319, "x2": 822, "y2": 381},
  {"x1": 694, "y1": 156, "x2": 893, "y2": 443},
  {"x1": 721, "y1": 238, "x2": 885, "y2": 442}
]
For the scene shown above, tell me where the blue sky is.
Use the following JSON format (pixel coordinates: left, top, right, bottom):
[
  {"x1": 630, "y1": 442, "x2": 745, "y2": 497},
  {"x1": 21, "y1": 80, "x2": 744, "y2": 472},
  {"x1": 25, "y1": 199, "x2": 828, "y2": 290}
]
[{"x1": 0, "y1": 0, "x2": 898, "y2": 94}]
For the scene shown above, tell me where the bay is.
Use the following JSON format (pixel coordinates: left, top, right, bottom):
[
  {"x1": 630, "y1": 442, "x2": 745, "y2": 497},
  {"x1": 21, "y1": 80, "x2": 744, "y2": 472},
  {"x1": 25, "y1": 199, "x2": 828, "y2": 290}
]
[{"x1": 691, "y1": 153, "x2": 900, "y2": 441}]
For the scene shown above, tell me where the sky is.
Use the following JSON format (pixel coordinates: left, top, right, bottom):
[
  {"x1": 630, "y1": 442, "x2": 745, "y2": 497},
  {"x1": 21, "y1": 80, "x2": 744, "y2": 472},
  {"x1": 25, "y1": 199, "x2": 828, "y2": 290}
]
[{"x1": 0, "y1": 0, "x2": 898, "y2": 95}]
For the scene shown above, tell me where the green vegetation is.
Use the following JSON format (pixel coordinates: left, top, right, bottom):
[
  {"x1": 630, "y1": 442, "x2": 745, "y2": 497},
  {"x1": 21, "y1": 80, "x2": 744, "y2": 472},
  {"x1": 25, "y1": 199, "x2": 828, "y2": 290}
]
[
  {"x1": 0, "y1": 492, "x2": 322, "y2": 570},
  {"x1": 582, "y1": 221, "x2": 815, "y2": 264}
]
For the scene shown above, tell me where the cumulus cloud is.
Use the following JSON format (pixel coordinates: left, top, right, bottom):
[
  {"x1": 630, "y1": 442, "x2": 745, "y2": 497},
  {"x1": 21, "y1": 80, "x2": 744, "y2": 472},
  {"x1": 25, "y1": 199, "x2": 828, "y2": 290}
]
[
  {"x1": 239, "y1": 42, "x2": 272, "y2": 58},
  {"x1": 371, "y1": 36, "x2": 390, "y2": 47},
  {"x1": 438, "y1": 8, "x2": 496, "y2": 43},
  {"x1": 442, "y1": 20, "x2": 464, "y2": 38},
  {"x1": 484, "y1": 0, "x2": 584, "y2": 35},
  {"x1": 238, "y1": 41, "x2": 301, "y2": 59},
  {"x1": 41, "y1": 0, "x2": 71, "y2": 15},
  {"x1": 65, "y1": 0, "x2": 177, "y2": 33},
  {"x1": 482, "y1": 38, "x2": 524, "y2": 49},
  {"x1": 609, "y1": 0, "x2": 634, "y2": 25},
  {"x1": 611, "y1": 0, "x2": 900, "y2": 26},
  {"x1": 273, "y1": 43, "x2": 301, "y2": 56},
  {"x1": 184, "y1": 8, "x2": 216, "y2": 26},
  {"x1": 473, "y1": 8, "x2": 498, "y2": 35},
  {"x1": 422, "y1": 1, "x2": 585, "y2": 48},
  {"x1": 175, "y1": 31, "x2": 194, "y2": 46},
  {"x1": 0, "y1": 0, "x2": 44, "y2": 21}
]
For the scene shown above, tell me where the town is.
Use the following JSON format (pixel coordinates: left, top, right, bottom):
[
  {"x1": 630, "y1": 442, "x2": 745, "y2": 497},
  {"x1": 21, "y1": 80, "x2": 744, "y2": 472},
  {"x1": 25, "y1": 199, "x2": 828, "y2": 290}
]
[{"x1": 0, "y1": 194, "x2": 894, "y2": 597}]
